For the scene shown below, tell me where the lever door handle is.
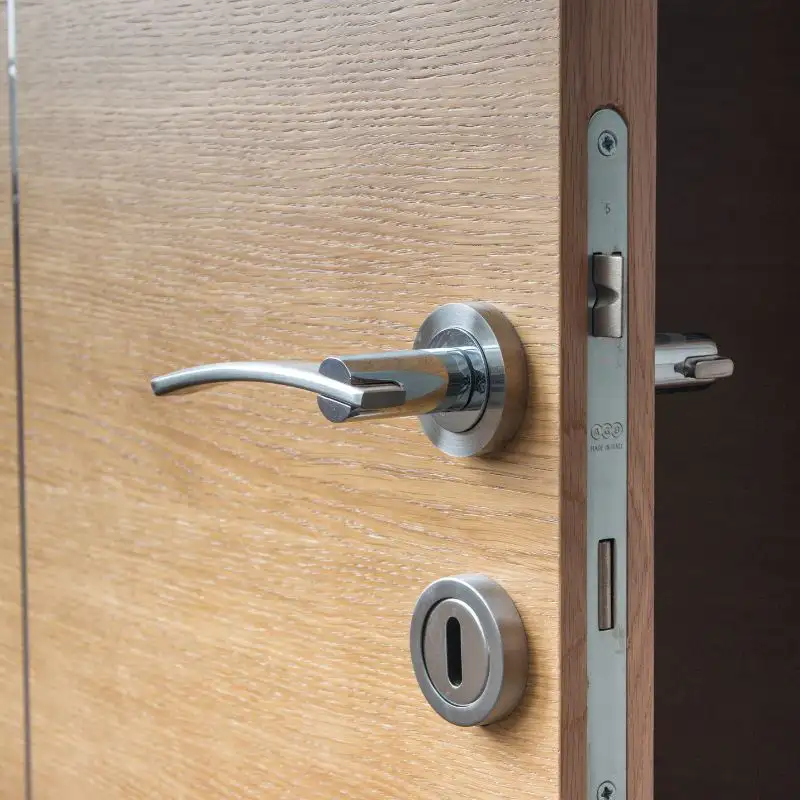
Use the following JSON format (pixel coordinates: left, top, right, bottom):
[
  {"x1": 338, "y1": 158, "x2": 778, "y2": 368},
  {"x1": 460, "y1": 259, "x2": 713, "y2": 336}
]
[
  {"x1": 151, "y1": 361, "x2": 404, "y2": 410},
  {"x1": 655, "y1": 333, "x2": 734, "y2": 391},
  {"x1": 151, "y1": 349, "x2": 476, "y2": 423},
  {"x1": 151, "y1": 302, "x2": 529, "y2": 457}
]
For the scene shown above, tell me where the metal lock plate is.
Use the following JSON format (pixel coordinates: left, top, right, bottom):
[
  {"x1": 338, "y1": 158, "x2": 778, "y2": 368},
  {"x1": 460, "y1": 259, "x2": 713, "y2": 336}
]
[
  {"x1": 410, "y1": 575, "x2": 527, "y2": 727},
  {"x1": 587, "y1": 108, "x2": 628, "y2": 799}
]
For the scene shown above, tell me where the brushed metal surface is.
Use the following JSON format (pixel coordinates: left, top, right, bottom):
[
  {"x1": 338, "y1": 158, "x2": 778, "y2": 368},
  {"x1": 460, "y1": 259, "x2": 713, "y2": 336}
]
[
  {"x1": 410, "y1": 574, "x2": 528, "y2": 727},
  {"x1": 587, "y1": 107, "x2": 628, "y2": 799}
]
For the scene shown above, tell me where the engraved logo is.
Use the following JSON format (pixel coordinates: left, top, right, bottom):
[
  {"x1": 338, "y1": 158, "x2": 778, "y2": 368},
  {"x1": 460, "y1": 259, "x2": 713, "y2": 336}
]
[{"x1": 591, "y1": 422, "x2": 624, "y2": 440}]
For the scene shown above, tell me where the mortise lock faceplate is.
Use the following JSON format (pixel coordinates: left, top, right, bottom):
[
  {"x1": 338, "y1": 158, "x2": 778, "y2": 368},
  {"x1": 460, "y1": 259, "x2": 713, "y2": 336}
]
[{"x1": 587, "y1": 108, "x2": 628, "y2": 799}]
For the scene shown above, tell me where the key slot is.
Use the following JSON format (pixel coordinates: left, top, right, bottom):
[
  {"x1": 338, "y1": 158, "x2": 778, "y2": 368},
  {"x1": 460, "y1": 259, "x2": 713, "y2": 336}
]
[{"x1": 445, "y1": 616, "x2": 463, "y2": 687}]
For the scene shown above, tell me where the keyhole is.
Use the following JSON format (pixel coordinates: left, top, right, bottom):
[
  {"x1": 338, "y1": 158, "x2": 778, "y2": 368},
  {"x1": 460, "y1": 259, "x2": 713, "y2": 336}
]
[{"x1": 446, "y1": 616, "x2": 463, "y2": 687}]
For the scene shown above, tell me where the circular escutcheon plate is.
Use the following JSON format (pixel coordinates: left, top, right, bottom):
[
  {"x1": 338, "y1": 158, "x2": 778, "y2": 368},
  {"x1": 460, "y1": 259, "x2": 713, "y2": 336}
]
[
  {"x1": 413, "y1": 302, "x2": 528, "y2": 457},
  {"x1": 409, "y1": 574, "x2": 528, "y2": 726}
]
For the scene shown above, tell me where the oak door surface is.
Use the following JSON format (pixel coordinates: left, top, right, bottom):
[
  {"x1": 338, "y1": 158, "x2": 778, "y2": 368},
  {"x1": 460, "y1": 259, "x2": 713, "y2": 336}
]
[
  {"x1": 17, "y1": 2, "x2": 562, "y2": 798},
  {"x1": 0, "y1": 15, "x2": 25, "y2": 796}
]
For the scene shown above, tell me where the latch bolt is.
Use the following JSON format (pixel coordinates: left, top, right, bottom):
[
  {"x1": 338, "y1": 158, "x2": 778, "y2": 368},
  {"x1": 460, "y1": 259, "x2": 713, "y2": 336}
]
[{"x1": 590, "y1": 252, "x2": 624, "y2": 338}]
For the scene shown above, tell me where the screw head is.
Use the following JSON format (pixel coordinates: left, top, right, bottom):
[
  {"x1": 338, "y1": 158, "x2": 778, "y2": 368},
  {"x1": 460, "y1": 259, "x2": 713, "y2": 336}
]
[
  {"x1": 597, "y1": 781, "x2": 617, "y2": 800},
  {"x1": 597, "y1": 130, "x2": 618, "y2": 157}
]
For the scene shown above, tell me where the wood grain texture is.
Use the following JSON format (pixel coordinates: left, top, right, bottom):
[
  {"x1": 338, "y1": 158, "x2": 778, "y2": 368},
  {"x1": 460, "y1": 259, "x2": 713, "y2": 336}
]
[
  {"x1": 561, "y1": 1, "x2": 657, "y2": 799},
  {"x1": 0, "y1": 6, "x2": 26, "y2": 795},
  {"x1": 18, "y1": 2, "x2": 565, "y2": 798}
]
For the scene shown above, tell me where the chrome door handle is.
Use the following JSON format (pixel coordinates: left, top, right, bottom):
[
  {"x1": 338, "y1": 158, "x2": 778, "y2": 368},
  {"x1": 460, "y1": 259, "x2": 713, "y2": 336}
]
[
  {"x1": 151, "y1": 361, "x2": 403, "y2": 412},
  {"x1": 151, "y1": 303, "x2": 528, "y2": 457},
  {"x1": 655, "y1": 333, "x2": 734, "y2": 391},
  {"x1": 152, "y1": 349, "x2": 480, "y2": 423}
]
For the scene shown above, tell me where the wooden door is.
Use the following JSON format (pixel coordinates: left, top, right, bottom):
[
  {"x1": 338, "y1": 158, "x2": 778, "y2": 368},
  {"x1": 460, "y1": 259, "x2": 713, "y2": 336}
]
[{"x1": 6, "y1": 1, "x2": 655, "y2": 798}]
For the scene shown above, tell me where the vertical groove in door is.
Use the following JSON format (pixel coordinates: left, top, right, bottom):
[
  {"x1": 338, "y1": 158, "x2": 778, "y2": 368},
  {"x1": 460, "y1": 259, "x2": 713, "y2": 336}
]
[{"x1": 6, "y1": 0, "x2": 32, "y2": 796}]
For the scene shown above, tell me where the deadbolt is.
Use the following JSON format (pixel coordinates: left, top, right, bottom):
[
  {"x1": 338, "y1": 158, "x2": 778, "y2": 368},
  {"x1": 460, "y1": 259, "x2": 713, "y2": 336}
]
[{"x1": 410, "y1": 575, "x2": 528, "y2": 726}]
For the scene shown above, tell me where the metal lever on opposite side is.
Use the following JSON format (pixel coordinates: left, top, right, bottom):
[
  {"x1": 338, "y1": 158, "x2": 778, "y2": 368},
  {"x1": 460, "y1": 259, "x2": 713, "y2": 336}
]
[
  {"x1": 655, "y1": 333, "x2": 735, "y2": 392},
  {"x1": 150, "y1": 302, "x2": 530, "y2": 457}
]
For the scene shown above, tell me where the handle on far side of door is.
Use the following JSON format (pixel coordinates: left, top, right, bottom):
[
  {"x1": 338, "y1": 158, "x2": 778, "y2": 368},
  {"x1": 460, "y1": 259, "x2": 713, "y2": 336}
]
[{"x1": 655, "y1": 333, "x2": 734, "y2": 391}]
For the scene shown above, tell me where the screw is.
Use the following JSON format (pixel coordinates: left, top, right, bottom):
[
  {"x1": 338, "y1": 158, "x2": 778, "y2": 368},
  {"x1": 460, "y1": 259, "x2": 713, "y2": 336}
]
[
  {"x1": 597, "y1": 130, "x2": 618, "y2": 157},
  {"x1": 597, "y1": 781, "x2": 616, "y2": 800}
]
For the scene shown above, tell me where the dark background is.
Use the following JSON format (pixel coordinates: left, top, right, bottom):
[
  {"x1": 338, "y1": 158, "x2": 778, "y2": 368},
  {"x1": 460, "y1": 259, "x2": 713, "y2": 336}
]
[{"x1": 656, "y1": 0, "x2": 799, "y2": 796}]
